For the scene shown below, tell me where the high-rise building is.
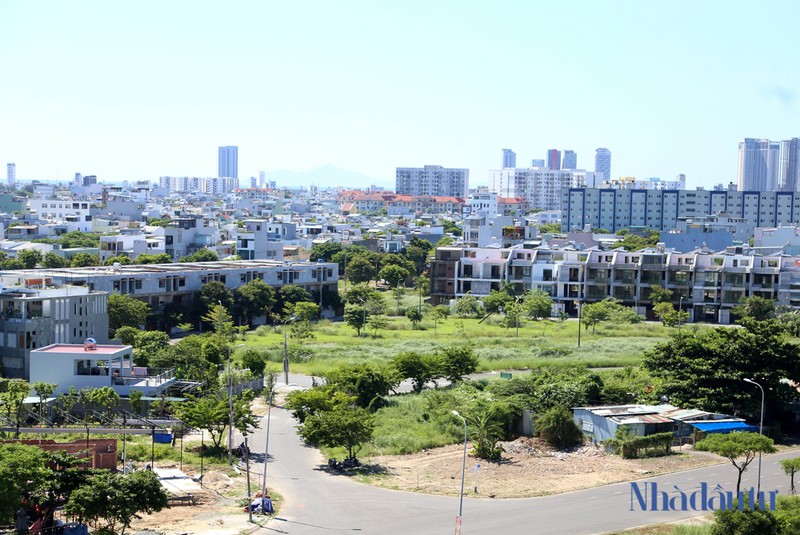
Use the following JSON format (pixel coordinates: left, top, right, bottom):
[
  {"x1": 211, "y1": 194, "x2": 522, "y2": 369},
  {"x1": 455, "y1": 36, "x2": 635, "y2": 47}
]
[
  {"x1": 594, "y1": 148, "x2": 611, "y2": 180},
  {"x1": 258, "y1": 171, "x2": 266, "y2": 188},
  {"x1": 562, "y1": 150, "x2": 577, "y2": 170},
  {"x1": 779, "y1": 138, "x2": 800, "y2": 192},
  {"x1": 396, "y1": 165, "x2": 468, "y2": 197},
  {"x1": 737, "y1": 138, "x2": 780, "y2": 191},
  {"x1": 7, "y1": 163, "x2": 15, "y2": 186},
  {"x1": 502, "y1": 149, "x2": 516, "y2": 168},
  {"x1": 218, "y1": 146, "x2": 239, "y2": 179},
  {"x1": 531, "y1": 159, "x2": 546, "y2": 167},
  {"x1": 547, "y1": 149, "x2": 561, "y2": 170},
  {"x1": 489, "y1": 168, "x2": 587, "y2": 211}
]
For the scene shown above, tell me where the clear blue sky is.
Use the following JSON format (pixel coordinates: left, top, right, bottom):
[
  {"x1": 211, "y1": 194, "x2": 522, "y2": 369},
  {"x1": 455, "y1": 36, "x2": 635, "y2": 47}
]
[{"x1": 1, "y1": 0, "x2": 799, "y2": 188}]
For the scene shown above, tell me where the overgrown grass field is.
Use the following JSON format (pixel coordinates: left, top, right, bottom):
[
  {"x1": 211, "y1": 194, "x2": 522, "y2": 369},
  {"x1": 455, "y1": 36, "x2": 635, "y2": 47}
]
[{"x1": 238, "y1": 315, "x2": 681, "y2": 375}]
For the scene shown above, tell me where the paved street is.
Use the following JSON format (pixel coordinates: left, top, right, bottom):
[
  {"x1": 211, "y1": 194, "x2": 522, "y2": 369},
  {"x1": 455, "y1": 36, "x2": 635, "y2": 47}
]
[{"x1": 244, "y1": 400, "x2": 800, "y2": 535}]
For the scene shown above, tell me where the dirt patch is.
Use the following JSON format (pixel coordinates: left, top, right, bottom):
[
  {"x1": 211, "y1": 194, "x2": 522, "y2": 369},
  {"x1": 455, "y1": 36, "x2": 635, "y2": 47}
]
[
  {"x1": 130, "y1": 469, "x2": 276, "y2": 535},
  {"x1": 362, "y1": 437, "x2": 723, "y2": 498}
]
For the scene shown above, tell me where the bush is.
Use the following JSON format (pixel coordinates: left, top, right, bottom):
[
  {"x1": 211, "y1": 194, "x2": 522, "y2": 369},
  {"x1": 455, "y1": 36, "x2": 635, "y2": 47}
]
[
  {"x1": 712, "y1": 505, "x2": 779, "y2": 535},
  {"x1": 537, "y1": 406, "x2": 583, "y2": 450}
]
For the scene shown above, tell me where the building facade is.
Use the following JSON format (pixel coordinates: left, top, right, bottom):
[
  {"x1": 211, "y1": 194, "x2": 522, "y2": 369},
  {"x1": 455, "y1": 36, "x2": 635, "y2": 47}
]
[
  {"x1": 218, "y1": 145, "x2": 239, "y2": 179},
  {"x1": 562, "y1": 188, "x2": 800, "y2": 233},
  {"x1": 0, "y1": 284, "x2": 109, "y2": 379},
  {"x1": 7, "y1": 163, "x2": 15, "y2": 186},
  {"x1": 0, "y1": 259, "x2": 339, "y2": 324},
  {"x1": 738, "y1": 138, "x2": 780, "y2": 192},
  {"x1": 429, "y1": 244, "x2": 800, "y2": 324},
  {"x1": 502, "y1": 149, "x2": 516, "y2": 168},
  {"x1": 547, "y1": 149, "x2": 561, "y2": 170},
  {"x1": 395, "y1": 165, "x2": 468, "y2": 197},
  {"x1": 780, "y1": 138, "x2": 800, "y2": 192},
  {"x1": 490, "y1": 168, "x2": 587, "y2": 211},
  {"x1": 594, "y1": 148, "x2": 611, "y2": 180},
  {"x1": 562, "y1": 150, "x2": 577, "y2": 170}
]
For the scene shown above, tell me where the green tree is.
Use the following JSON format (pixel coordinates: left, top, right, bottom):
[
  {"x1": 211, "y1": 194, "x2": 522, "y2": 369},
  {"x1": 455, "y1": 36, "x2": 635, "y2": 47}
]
[
  {"x1": 652, "y1": 302, "x2": 688, "y2": 327},
  {"x1": 346, "y1": 255, "x2": 376, "y2": 284},
  {"x1": 0, "y1": 443, "x2": 50, "y2": 523},
  {"x1": 324, "y1": 364, "x2": 399, "y2": 410},
  {"x1": 298, "y1": 403, "x2": 374, "y2": 461},
  {"x1": 405, "y1": 307, "x2": 423, "y2": 328},
  {"x1": 132, "y1": 330, "x2": 170, "y2": 367},
  {"x1": 32, "y1": 381, "x2": 56, "y2": 418},
  {"x1": 711, "y1": 506, "x2": 779, "y2": 535},
  {"x1": 648, "y1": 285, "x2": 673, "y2": 304},
  {"x1": 235, "y1": 279, "x2": 276, "y2": 325},
  {"x1": 70, "y1": 252, "x2": 100, "y2": 267},
  {"x1": 108, "y1": 294, "x2": 150, "y2": 336},
  {"x1": 379, "y1": 264, "x2": 409, "y2": 288},
  {"x1": 696, "y1": 432, "x2": 777, "y2": 494},
  {"x1": 129, "y1": 389, "x2": 144, "y2": 416},
  {"x1": 42, "y1": 251, "x2": 69, "y2": 268},
  {"x1": 180, "y1": 248, "x2": 218, "y2": 262},
  {"x1": 482, "y1": 290, "x2": 513, "y2": 314},
  {"x1": 522, "y1": 289, "x2": 553, "y2": 320},
  {"x1": 309, "y1": 241, "x2": 344, "y2": 262},
  {"x1": 367, "y1": 314, "x2": 388, "y2": 337},
  {"x1": 114, "y1": 326, "x2": 140, "y2": 346},
  {"x1": 0, "y1": 378, "x2": 33, "y2": 425},
  {"x1": 465, "y1": 400, "x2": 510, "y2": 460},
  {"x1": 643, "y1": 319, "x2": 799, "y2": 417},
  {"x1": 134, "y1": 253, "x2": 173, "y2": 264},
  {"x1": 89, "y1": 386, "x2": 121, "y2": 421},
  {"x1": 431, "y1": 304, "x2": 450, "y2": 334},
  {"x1": 199, "y1": 281, "x2": 234, "y2": 319},
  {"x1": 438, "y1": 344, "x2": 478, "y2": 383},
  {"x1": 18, "y1": 248, "x2": 43, "y2": 269},
  {"x1": 102, "y1": 255, "x2": 132, "y2": 266},
  {"x1": 344, "y1": 303, "x2": 368, "y2": 336},
  {"x1": 285, "y1": 387, "x2": 352, "y2": 423},
  {"x1": 391, "y1": 351, "x2": 440, "y2": 393},
  {"x1": 278, "y1": 284, "x2": 312, "y2": 314},
  {"x1": 57, "y1": 231, "x2": 101, "y2": 249},
  {"x1": 454, "y1": 293, "x2": 482, "y2": 318},
  {"x1": 65, "y1": 469, "x2": 169, "y2": 535},
  {"x1": 733, "y1": 295, "x2": 776, "y2": 322},
  {"x1": 292, "y1": 301, "x2": 320, "y2": 322},
  {"x1": 537, "y1": 406, "x2": 584, "y2": 450},
  {"x1": 241, "y1": 348, "x2": 267, "y2": 376},
  {"x1": 178, "y1": 392, "x2": 256, "y2": 448},
  {"x1": 781, "y1": 457, "x2": 800, "y2": 494}
]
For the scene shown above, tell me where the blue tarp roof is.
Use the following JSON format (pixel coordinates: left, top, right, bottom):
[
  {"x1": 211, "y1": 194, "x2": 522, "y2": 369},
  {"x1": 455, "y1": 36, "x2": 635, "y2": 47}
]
[{"x1": 690, "y1": 421, "x2": 758, "y2": 434}]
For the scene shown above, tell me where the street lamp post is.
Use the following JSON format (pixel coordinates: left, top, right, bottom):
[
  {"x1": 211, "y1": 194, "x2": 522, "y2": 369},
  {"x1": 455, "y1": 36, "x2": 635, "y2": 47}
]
[
  {"x1": 283, "y1": 317, "x2": 297, "y2": 385},
  {"x1": 261, "y1": 387, "x2": 274, "y2": 509},
  {"x1": 744, "y1": 378, "x2": 765, "y2": 495},
  {"x1": 451, "y1": 410, "x2": 468, "y2": 522},
  {"x1": 228, "y1": 343, "x2": 246, "y2": 462}
]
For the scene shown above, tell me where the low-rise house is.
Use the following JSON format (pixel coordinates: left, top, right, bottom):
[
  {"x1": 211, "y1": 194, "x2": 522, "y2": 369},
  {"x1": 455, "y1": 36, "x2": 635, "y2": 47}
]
[{"x1": 29, "y1": 343, "x2": 176, "y2": 397}]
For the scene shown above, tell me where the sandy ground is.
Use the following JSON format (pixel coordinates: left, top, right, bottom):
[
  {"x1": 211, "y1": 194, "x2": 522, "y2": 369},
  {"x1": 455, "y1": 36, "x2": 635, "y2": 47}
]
[{"x1": 361, "y1": 437, "x2": 723, "y2": 499}]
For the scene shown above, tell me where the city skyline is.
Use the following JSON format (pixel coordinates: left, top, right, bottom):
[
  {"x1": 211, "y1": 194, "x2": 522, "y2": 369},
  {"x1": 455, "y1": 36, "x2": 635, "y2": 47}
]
[{"x1": 1, "y1": 1, "x2": 799, "y2": 187}]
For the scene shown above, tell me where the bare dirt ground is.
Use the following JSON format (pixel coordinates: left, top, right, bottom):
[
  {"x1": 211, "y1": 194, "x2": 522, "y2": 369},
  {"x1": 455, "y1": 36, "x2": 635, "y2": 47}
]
[{"x1": 361, "y1": 437, "x2": 723, "y2": 499}]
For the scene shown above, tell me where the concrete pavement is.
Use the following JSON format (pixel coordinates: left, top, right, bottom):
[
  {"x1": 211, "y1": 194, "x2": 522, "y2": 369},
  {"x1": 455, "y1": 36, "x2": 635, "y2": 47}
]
[{"x1": 243, "y1": 400, "x2": 800, "y2": 535}]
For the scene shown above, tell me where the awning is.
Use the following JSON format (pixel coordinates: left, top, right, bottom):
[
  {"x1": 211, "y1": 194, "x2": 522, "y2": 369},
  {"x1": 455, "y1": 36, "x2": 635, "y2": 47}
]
[
  {"x1": 689, "y1": 421, "x2": 758, "y2": 434},
  {"x1": 22, "y1": 396, "x2": 57, "y2": 405}
]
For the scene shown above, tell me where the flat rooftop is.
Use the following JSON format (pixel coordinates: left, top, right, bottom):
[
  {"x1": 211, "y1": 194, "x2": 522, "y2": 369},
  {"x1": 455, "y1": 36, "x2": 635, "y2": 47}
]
[{"x1": 33, "y1": 344, "x2": 131, "y2": 355}]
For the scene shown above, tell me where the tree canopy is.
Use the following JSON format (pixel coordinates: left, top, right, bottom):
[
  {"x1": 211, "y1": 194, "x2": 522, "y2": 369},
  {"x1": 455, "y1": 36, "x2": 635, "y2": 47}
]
[
  {"x1": 108, "y1": 294, "x2": 150, "y2": 337},
  {"x1": 643, "y1": 319, "x2": 800, "y2": 418},
  {"x1": 696, "y1": 431, "x2": 776, "y2": 493}
]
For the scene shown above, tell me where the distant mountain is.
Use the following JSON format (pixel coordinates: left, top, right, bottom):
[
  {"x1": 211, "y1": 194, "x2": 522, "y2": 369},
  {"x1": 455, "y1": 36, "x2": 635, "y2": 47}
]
[{"x1": 263, "y1": 165, "x2": 393, "y2": 190}]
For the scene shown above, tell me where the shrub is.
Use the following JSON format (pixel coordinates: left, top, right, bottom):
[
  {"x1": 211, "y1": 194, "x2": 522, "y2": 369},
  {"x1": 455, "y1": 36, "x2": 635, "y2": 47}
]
[{"x1": 536, "y1": 406, "x2": 583, "y2": 450}]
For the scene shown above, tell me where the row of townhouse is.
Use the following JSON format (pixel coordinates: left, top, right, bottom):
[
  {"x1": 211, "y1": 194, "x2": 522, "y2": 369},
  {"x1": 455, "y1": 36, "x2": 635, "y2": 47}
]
[
  {"x1": 562, "y1": 188, "x2": 800, "y2": 233},
  {"x1": 0, "y1": 258, "x2": 340, "y2": 379},
  {"x1": 429, "y1": 245, "x2": 800, "y2": 324}
]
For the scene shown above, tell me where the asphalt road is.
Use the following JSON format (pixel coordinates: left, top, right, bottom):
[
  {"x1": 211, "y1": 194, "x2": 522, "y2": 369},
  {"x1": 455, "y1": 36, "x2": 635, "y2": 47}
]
[{"x1": 243, "y1": 401, "x2": 800, "y2": 535}]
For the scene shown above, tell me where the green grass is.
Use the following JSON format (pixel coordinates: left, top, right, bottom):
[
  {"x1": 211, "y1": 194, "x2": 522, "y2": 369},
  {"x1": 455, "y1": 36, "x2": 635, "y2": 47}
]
[{"x1": 237, "y1": 316, "x2": 682, "y2": 374}]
